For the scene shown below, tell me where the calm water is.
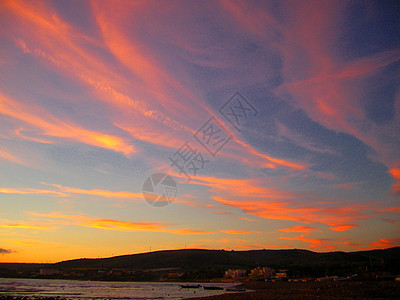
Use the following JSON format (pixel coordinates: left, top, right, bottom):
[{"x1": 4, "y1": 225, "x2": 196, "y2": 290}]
[{"x1": 0, "y1": 278, "x2": 241, "y2": 299}]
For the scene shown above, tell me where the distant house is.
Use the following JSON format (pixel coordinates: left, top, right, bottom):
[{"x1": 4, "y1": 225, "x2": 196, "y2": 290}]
[
  {"x1": 249, "y1": 267, "x2": 275, "y2": 279},
  {"x1": 109, "y1": 270, "x2": 123, "y2": 276},
  {"x1": 168, "y1": 272, "x2": 183, "y2": 278},
  {"x1": 224, "y1": 269, "x2": 247, "y2": 279},
  {"x1": 275, "y1": 270, "x2": 288, "y2": 278},
  {"x1": 40, "y1": 268, "x2": 60, "y2": 275}
]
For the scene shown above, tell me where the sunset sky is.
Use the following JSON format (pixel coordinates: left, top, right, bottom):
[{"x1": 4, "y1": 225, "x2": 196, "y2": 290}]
[{"x1": 0, "y1": 0, "x2": 399, "y2": 263}]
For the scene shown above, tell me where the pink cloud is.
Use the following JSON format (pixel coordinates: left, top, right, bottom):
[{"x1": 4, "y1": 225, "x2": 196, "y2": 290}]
[
  {"x1": 27, "y1": 212, "x2": 214, "y2": 235},
  {"x1": 220, "y1": 230, "x2": 258, "y2": 235},
  {"x1": 214, "y1": 196, "x2": 363, "y2": 231},
  {"x1": 274, "y1": 0, "x2": 400, "y2": 170},
  {"x1": 370, "y1": 238, "x2": 400, "y2": 249},
  {"x1": 389, "y1": 169, "x2": 400, "y2": 195},
  {"x1": 279, "y1": 226, "x2": 321, "y2": 233},
  {"x1": 280, "y1": 234, "x2": 337, "y2": 251}
]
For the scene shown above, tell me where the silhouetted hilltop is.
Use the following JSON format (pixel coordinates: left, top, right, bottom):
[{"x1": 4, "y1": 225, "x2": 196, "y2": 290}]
[{"x1": 53, "y1": 247, "x2": 400, "y2": 274}]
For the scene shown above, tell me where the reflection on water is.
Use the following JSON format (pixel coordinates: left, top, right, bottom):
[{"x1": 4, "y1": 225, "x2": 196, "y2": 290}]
[{"x1": 0, "y1": 278, "x2": 240, "y2": 299}]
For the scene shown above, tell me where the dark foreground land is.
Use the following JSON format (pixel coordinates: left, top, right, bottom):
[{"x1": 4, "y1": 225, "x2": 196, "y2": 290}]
[
  {"x1": 0, "y1": 296, "x2": 66, "y2": 300},
  {"x1": 0, "y1": 281, "x2": 398, "y2": 300},
  {"x1": 192, "y1": 280, "x2": 400, "y2": 300}
]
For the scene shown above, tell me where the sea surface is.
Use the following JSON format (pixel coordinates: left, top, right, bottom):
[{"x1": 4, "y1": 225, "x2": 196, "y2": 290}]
[{"x1": 0, "y1": 278, "x2": 240, "y2": 299}]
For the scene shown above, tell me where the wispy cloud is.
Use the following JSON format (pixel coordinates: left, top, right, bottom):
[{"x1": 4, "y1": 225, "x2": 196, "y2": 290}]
[
  {"x1": 280, "y1": 234, "x2": 336, "y2": 251},
  {"x1": 370, "y1": 238, "x2": 400, "y2": 249},
  {"x1": 6, "y1": 0, "x2": 312, "y2": 174},
  {"x1": 0, "y1": 218, "x2": 56, "y2": 231},
  {"x1": 220, "y1": 230, "x2": 258, "y2": 235},
  {"x1": 0, "y1": 188, "x2": 67, "y2": 197},
  {"x1": 274, "y1": 0, "x2": 400, "y2": 169},
  {"x1": 0, "y1": 248, "x2": 15, "y2": 254},
  {"x1": 0, "y1": 182, "x2": 145, "y2": 201},
  {"x1": 0, "y1": 148, "x2": 25, "y2": 165},
  {"x1": 279, "y1": 226, "x2": 321, "y2": 233},
  {"x1": 389, "y1": 169, "x2": 400, "y2": 195},
  {"x1": 27, "y1": 212, "x2": 213, "y2": 235},
  {"x1": 41, "y1": 183, "x2": 143, "y2": 200},
  {"x1": 214, "y1": 197, "x2": 362, "y2": 232},
  {"x1": 0, "y1": 94, "x2": 135, "y2": 155}
]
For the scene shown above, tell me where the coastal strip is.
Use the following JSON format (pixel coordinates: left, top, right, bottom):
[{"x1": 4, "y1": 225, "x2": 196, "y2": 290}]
[{"x1": 190, "y1": 280, "x2": 400, "y2": 299}]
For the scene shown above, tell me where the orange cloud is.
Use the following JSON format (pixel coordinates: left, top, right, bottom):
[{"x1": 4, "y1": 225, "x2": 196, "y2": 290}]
[
  {"x1": 0, "y1": 149, "x2": 24, "y2": 165},
  {"x1": 4, "y1": 0, "x2": 198, "y2": 167},
  {"x1": 220, "y1": 230, "x2": 258, "y2": 235},
  {"x1": 14, "y1": 36, "x2": 191, "y2": 154},
  {"x1": 0, "y1": 224, "x2": 53, "y2": 230},
  {"x1": 329, "y1": 224, "x2": 356, "y2": 232},
  {"x1": 4, "y1": 239, "x2": 60, "y2": 247},
  {"x1": 280, "y1": 234, "x2": 336, "y2": 251},
  {"x1": 6, "y1": 1, "x2": 129, "y2": 93},
  {"x1": 340, "y1": 241, "x2": 362, "y2": 249},
  {"x1": 0, "y1": 218, "x2": 56, "y2": 231},
  {"x1": 184, "y1": 173, "x2": 295, "y2": 200},
  {"x1": 370, "y1": 238, "x2": 400, "y2": 249},
  {"x1": 0, "y1": 188, "x2": 67, "y2": 197},
  {"x1": 220, "y1": 0, "x2": 281, "y2": 39},
  {"x1": 172, "y1": 171, "x2": 364, "y2": 232},
  {"x1": 214, "y1": 197, "x2": 362, "y2": 231},
  {"x1": 27, "y1": 212, "x2": 213, "y2": 235},
  {"x1": 5, "y1": 1, "x2": 194, "y2": 155},
  {"x1": 218, "y1": 238, "x2": 233, "y2": 244},
  {"x1": 41, "y1": 183, "x2": 142, "y2": 200},
  {"x1": 114, "y1": 122, "x2": 187, "y2": 151},
  {"x1": 90, "y1": 1, "x2": 208, "y2": 119},
  {"x1": 389, "y1": 169, "x2": 400, "y2": 194},
  {"x1": 274, "y1": 0, "x2": 400, "y2": 170},
  {"x1": 239, "y1": 217, "x2": 262, "y2": 222},
  {"x1": 230, "y1": 136, "x2": 308, "y2": 170},
  {"x1": 279, "y1": 226, "x2": 320, "y2": 233},
  {"x1": 5, "y1": 0, "x2": 312, "y2": 177},
  {"x1": 0, "y1": 183, "x2": 144, "y2": 200},
  {"x1": 0, "y1": 94, "x2": 135, "y2": 155},
  {"x1": 14, "y1": 128, "x2": 54, "y2": 144},
  {"x1": 90, "y1": 1, "x2": 307, "y2": 173}
]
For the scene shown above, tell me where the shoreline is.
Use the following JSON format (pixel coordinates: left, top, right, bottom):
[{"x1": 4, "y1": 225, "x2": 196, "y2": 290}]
[
  {"x1": 189, "y1": 280, "x2": 400, "y2": 299},
  {"x1": 0, "y1": 276, "x2": 236, "y2": 284}
]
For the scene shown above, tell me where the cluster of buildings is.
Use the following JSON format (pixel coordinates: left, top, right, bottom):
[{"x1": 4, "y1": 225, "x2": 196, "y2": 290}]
[
  {"x1": 224, "y1": 269, "x2": 247, "y2": 279},
  {"x1": 224, "y1": 267, "x2": 287, "y2": 281},
  {"x1": 224, "y1": 268, "x2": 400, "y2": 283}
]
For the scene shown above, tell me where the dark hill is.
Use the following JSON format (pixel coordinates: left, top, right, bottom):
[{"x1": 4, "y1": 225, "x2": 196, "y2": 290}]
[{"x1": 54, "y1": 247, "x2": 400, "y2": 275}]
